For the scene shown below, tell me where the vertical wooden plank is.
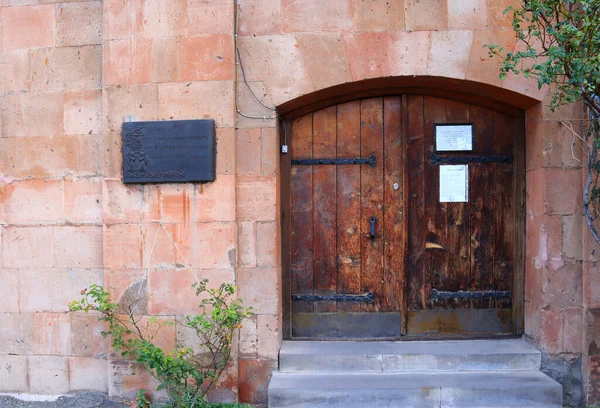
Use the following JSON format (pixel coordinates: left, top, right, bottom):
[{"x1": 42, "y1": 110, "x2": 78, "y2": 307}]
[
  {"x1": 401, "y1": 95, "x2": 410, "y2": 334},
  {"x1": 281, "y1": 120, "x2": 293, "y2": 338},
  {"x1": 406, "y1": 95, "x2": 425, "y2": 311},
  {"x1": 360, "y1": 98, "x2": 385, "y2": 312},
  {"x1": 423, "y1": 97, "x2": 448, "y2": 310},
  {"x1": 312, "y1": 106, "x2": 338, "y2": 313},
  {"x1": 383, "y1": 96, "x2": 404, "y2": 313},
  {"x1": 290, "y1": 115, "x2": 314, "y2": 313},
  {"x1": 336, "y1": 101, "x2": 362, "y2": 313},
  {"x1": 469, "y1": 105, "x2": 494, "y2": 309},
  {"x1": 512, "y1": 115, "x2": 525, "y2": 334}
]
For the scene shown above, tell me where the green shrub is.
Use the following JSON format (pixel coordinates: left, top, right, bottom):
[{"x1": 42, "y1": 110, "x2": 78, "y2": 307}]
[{"x1": 70, "y1": 279, "x2": 253, "y2": 408}]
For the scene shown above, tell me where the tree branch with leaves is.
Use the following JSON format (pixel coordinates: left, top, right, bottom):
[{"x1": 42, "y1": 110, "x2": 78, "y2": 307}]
[{"x1": 488, "y1": 0, "x2": 600, "y2": 244}]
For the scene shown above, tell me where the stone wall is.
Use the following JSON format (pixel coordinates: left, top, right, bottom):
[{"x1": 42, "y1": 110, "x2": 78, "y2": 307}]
[{"x1": 0, "y1": 0, "x2": 597, "y2": 406}]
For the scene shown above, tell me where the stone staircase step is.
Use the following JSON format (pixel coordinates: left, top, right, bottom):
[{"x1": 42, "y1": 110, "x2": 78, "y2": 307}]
[
  {"x1": 268, "y1": 371, "x2": 562, "y2": 408},
  {"x1": 279, "y1": 338, "x2": 541, "y2": 373}
]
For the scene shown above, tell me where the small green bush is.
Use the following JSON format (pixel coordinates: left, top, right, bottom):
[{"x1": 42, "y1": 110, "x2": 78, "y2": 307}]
[{"x1": 70, "y1": 279, "x2": 253, "y2": 408}]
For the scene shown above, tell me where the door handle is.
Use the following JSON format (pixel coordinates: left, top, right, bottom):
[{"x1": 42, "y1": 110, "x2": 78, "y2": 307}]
[{"x1": 369, "y1": 216, "x2": 377, "y2": 239}]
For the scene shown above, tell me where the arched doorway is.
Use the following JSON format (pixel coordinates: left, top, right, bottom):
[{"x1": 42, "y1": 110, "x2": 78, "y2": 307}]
[{"x1": 280, "y1": 94, "x2": 525, "y2": 339}]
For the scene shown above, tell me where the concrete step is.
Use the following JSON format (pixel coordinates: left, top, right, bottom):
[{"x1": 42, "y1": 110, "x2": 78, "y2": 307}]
[
  {"x1": 268, "y1": 371, "x2": 562, "y2": 408},
  {"x1": 279, "y1": 338, "x2": 541, "y2": 373}
]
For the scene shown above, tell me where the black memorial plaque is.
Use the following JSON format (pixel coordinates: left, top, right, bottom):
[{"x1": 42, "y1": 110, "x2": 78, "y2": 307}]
[{"x1": 122, "y1": 120, "x2": 216, "y2": 184}]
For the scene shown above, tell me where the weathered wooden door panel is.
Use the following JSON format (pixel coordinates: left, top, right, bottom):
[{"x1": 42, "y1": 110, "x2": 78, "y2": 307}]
[{"x1": 288, "y1": 95, "x2": 522, "y2": 338}]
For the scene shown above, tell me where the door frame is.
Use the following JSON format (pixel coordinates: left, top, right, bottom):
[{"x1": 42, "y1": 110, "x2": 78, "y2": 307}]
[{"x1": 279, "y1": 90, "x2": 526, "y2": 340}]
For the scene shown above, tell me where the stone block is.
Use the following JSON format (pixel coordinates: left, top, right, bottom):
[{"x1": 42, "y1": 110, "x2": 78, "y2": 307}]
[
  {"x1": 103, "y1": 224, "x2": 144, "y2": 269},
  {"x1": 485, "y1": 0, "x2": 520, "y2": 30},
  {"x1": 151, "y1": 36, "x2": 181, "y2": 83},
  {"x1": 159, "y1": 184, "x2": 194, "y2": 224},
  {"x1": 19, "y1": 268, "x2": 103, "y2": 312},
  {"x1": 30, "y1": 46, "x2": 101, "y2": 91},
  {"x1": 148, "y1": 268, "x2": 199, "y2": 315},
  {"x1": 261, "y1": 128, "x2": 278, "y2": 175},
  {"x1": 237, "y1": 0, "x2": 279, "y2": 35},
  {"x1": 237, "y1": 268, "x2": 279, "y2": 314},
  {"x1": 583, "y1": 262, "x2": 600, "y2": 309},
  {"x1": 196, "y1": 222, "x2": 236, "y2": 269},
  {"x1": 466, "y1": 30, "x2": 515, "y2": 88},
  {"x1": 354, "y1": 0, "x2": 405, "y2": 31},
  {"x1": 405, "y1": 0, "x2": 448, "y2": 31},
  {"x1": 427, "y1": 30, "x2": 474, "y2": 80},
  {"x1": 103, "y1": 84, "x2": 159, "y2": 133},
  {"x1": 63, "y1": 90, "x2": 101, "y2": 135},
  {"x1": 0, "y1": 355, "x2": 28, "y2": 392},
  {"x1": 501, "y1": 37, "x2": 548, "y2": 101},
  {"x1": 71, "y1": 313, "x2": 108, "y2": 356},
  {"x1": 54, "y1": 226, "x2": 103, "y2": 268},
  {"x1": 256, "y1": 221, "x2": 278, "y2": 268},
  {"x1": 562, "y1": 307, "x2": 583, "y2": 353},
  {"x1": 235, "y1": 81, "x2": 277, "y2": 129},
  {"x1": 141, "y1": 0, "x2": 186, "y2": 37},
  {"x1": 1, "y1": 179, "x2": 64, "y2": 224},
  {"x1": 158, "y1": 81, "x2": 234, "y2": 127},
  {"x1": 103, "y1": 38, "x2": 153, "y2": 86},
  {"x1": 103, "y1": 268, "x2": 146, "y2": 309},
  {"x1": 108, "y1": 360, "x2": 163, "y2": 400},
  {"x1": 56, "y1": 1, "x2": 102, "y2": 46},
  {"x1": 102, "y1": 131, "x2": 123, "y2": 178},
  {"x1": 543, "y1": 168, "x2": 583, "y2": 215},
  {"x1": 28, "y1": 355, "x2": 70, "y2": 394},
  {"x1": 216, "y1": 127, "x2": 236, "y2": 175},
  {"x1": 296, "y1": 33, "x2": 351, "y2": 91},
  {"x1": 237, "y1": 175, "x2": 278, "y2": 222},
  {"x1": 343, "y1": 31, "x2": 429, "y2": 80},
  {"x1": 540, "y1": 306, "x2": 563, "y2": 353},
  {"x1": 238, "y1": 222, "x2": 257, "y2": 268},
  {"x1": 0, "y1": 49, "x2": 30, "y2": 92},
  {"x1": 257, "y1": 314, "x2": 280, "y2": 359},
  {"x1": 1, "y1": 5, "x2": 54, "y2": 49},
  {"x1": 102, "y1": 179, "x2": 159, "y2": 224},
  {"x1": 1, "y1": 91, "x2": 64, "y2": 138},
  {"x1": 2, "y1": 226, "x2": 55, "y2": 268},
  {"x1": 239, "y1": 315, "x2": 258, "y2": 357},
  {"x1": 238, "y1": 359, "x2": 276, "y2": 404},
  {"x1": 64, "y1": 178, "x2": 103, "y2": 224},
  {"x1": 448, "y1": 0, "x2": 486, "y2": 29},
  {"x1": 0, "y1": 312, "x2": 34, "y2": 354},
  {"x1": 542, "y1": 262, "x2": 582, "y2": 308},
  {"x1": 237, "y1": 36, "x2": 314, "y2": 106},
  {"x1": 0, "y1": 269, "x2": 19, "y2": 312},
  {"x1": 141, "y1": 222, "x2": 193, "y2": 269},
  {"x1": 69, "y1": 357, "x2": 108, "y2": 392},
  {"x1": 180, "y1": 34, "x2": 234, "y2": 82},
  {"x1": 562, "y1": 214, "x2": 583, "y2": 261},
  {"x1": 585, "y1": 355, "x2": 600, "y2": 404},
  {"x1": 103, "y1": 0, "x2": 144, "y2": 40},
  {"x1": 196, "y1": 175, "x2": 236, "y2": 222},
  {"x1": 33, "y1": 312, "x2": 72, "y2": 355},
  {"x1": 187, "y1": 0, "x2": 233, "y2": 34},
  {"x1": 281, "y1": 0, "x2": 353, "y2": 32},
  {"x1": 237, "y1": 128, "x2": 262, "y2": 175},
  {"x1": 0, "y1": 136, "x2": 101, "y2": 178}
]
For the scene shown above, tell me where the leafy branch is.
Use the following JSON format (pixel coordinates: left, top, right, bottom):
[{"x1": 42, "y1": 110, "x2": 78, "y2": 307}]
[{"x1": 487, "y1": 0, "x2": 600, "y2": 245}]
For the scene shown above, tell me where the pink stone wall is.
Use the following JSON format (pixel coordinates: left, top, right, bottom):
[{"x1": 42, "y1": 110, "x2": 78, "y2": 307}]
[{"x1": 0, "y1": 0, "x2": 597, "y2": 405}]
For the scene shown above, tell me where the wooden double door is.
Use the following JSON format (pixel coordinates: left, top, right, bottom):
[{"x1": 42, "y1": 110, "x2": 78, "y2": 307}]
[{"x1": 285, "y1": 95, "x2": 524, "y2": 339}]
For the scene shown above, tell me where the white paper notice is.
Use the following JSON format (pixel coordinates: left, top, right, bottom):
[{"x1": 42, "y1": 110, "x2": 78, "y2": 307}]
[
  {"x1": 439, "y1": 165, "x2": 469, "y2": 203},
  {"x1": 436, "y1": 125, "x2": 473, "y2": 151}
]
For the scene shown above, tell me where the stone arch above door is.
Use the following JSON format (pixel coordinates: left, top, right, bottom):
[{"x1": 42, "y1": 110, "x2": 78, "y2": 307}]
[{"x1": 236, "y1": 31, "x2": 548, "y2": 111}]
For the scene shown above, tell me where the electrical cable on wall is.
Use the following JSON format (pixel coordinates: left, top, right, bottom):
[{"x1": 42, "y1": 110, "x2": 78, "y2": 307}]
[{"x1": 233, "y1": 0, "x2": 288, "y2": 151}]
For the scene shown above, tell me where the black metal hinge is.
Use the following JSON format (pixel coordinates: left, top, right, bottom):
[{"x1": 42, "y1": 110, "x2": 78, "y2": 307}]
[
  {"x1": 431, "y1": 289, "x2": 512, "y2": 301},
  {"x1": 292, "y1": 292, "x2": 375, "y2": 304},
  {"x1": 292, "y1": 155, "x2": 376, "y2": 167},
  {"x1": 430, "y1": 154, "x2": 513, "y2": 165}
]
